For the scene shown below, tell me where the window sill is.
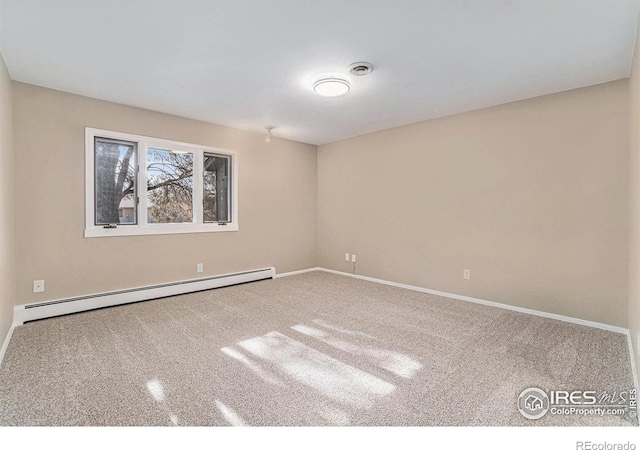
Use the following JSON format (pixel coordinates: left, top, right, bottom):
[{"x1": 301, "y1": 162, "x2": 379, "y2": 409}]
[{"x1": 84, "y1": 223, "x2": 239, "y2": 238}]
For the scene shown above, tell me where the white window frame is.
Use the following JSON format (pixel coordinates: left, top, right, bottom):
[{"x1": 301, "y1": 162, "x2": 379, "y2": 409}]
[{"x1": 85, "y1": 127, "x2": 238, "y2": 238}]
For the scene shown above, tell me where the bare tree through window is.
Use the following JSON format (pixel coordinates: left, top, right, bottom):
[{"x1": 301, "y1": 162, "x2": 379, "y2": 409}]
[
  {"x1": 146, "y1": 149, "x2": 193, "y2": 223},
  {"x1": 92, "y1": 134, "x2": 232, "y2": 230},
  {"x1": 94, "y1": 137, "x2": 136, "y2": 225}
]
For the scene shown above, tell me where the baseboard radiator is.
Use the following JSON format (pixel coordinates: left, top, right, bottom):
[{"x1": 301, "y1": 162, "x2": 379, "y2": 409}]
[{"x1": 14, "y1": 267, "x2": 276, "y2": 325}]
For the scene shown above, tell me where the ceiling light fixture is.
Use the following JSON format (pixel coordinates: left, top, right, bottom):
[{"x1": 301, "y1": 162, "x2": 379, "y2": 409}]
[
  {"x1": 265, "y1": 126, "x2": 274, "y2": 143},
  {"x1": 313, "y1": 77, "x2": 351, "y2": 97}
]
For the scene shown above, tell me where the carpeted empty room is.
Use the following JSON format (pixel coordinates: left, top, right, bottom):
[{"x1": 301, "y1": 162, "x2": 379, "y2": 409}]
[
  {"x1": 2, "y1": 1, "x2": 640, "y2": 441},
  {"x1": 0, "y1": 272, "x2": 635, "y2": 426}
]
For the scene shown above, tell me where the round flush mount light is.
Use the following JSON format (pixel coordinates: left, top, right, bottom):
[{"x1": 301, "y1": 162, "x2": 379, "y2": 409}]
[
  {"x1": 313, "y1": 77, "x2": 351, "y2": 97},
  {"x1": 349, "y1": 62, "x2": 374, "y2": 76}
]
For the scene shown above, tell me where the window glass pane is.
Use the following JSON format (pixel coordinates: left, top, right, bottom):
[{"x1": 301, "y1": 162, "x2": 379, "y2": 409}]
[
  {"x1": 147, "y1": 148, "x2": 193, "y2": 223},
  {"x1": 204, "y1": 153, "x2": 231, "y2": 223},
  {"x1": 95, "y1": 138, "x2": 137, "y2": 225}
]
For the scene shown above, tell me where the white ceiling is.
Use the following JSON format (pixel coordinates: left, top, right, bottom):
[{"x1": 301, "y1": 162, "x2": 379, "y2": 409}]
[{"x1": 1, "y1": 0, "x2": 639, "y2": 145}]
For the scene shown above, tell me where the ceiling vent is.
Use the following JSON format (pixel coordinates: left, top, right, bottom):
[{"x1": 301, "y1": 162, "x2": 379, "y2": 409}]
[{"x1": 349, "y1": 62, "x2": 374, "y2": 76}]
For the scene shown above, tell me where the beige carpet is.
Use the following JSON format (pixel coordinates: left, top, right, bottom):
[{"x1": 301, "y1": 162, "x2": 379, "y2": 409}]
[{"x1": 0, "y1": 271, "x2": 635, "y2": 426}]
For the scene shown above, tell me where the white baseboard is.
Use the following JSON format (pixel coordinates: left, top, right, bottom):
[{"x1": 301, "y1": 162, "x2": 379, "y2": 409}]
[
  {"x1": 317, "y1": 268, "x2": 628, "y2": 335},
  {"x1": 14, "y1": 267, "x2": 275, "y2": 325},
  {"x1": 0, "y1": 322, "x2": 16, "y2": 366},
  {"x1": 274, "y1": 267, "x2": 320, "y2": 278}
]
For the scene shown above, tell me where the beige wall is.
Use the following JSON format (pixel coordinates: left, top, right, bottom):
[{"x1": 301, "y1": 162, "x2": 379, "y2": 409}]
[
  {"x1": 0, "y1": 51, "x2": 14, "y2": 346},
  {"x1": 12, "y1": 82, "x2": 317, "y2": 304},
  {"x1": 318, "y1": 80, "x2": 629, "y2": 328},
  {"x1": 7, "y1": 68, "x2": 634, "y2": 333},
  {"x1": 629, "y1": 14, "x2": 640, "y2": 381}
]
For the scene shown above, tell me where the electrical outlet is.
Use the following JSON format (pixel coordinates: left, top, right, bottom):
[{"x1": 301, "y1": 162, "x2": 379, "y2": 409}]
[
  {"x1": 345, "y1": 253, "x2": 350, "y2": 261},
  {"x1": 33, "y1": 280, "x2": 45, "y2": 293},
  {"x1": 197, "y1": 263, "x2": 204, "y2": 273},
  {"x1": 351, "y1": 254, "x2": 356, "y2": 263},
  {"x1": 463, "y1": 269, "x2": 471, "y2": 280}
]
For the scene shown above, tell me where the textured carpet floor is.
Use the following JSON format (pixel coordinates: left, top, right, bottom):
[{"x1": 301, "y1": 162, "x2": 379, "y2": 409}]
[{"x1": 0, "y1": 271, "x2": 635, "y2": 426}]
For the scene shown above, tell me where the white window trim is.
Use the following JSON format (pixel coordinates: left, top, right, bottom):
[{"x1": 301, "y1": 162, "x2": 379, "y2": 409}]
[{"x1": 85, "y1": 127, "x2": 239, "y2": 238}]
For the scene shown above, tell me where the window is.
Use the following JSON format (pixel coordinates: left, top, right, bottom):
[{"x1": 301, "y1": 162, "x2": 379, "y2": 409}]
[
  {"x1": 146, "y1": 148, "x2": 194, "y2": 224},
  {"x1": 94, "y1": 137, "x2": 137, "y2": 226},
  {"x1": 85, "y1": 128, "x2": 238, "y2": 237},
  {"x1": 204, "y1": 153, "x2": 231, "y2": 223}
]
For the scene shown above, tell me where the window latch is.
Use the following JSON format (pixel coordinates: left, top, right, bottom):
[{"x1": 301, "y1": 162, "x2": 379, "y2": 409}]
[
  {"x1": 217, "y1": 222, "x2": 227, "y2": 226},
  {"x1": 103, "y1": 224, "x2": 118, "y2": 229}
]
